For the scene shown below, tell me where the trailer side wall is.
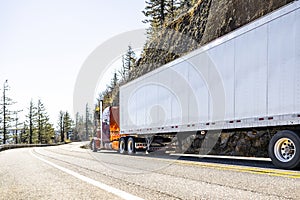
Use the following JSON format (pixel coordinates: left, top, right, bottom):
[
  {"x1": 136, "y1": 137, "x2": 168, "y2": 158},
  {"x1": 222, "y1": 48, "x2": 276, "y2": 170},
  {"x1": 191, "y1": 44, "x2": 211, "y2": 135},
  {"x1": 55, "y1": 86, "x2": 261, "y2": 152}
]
[{"x1": 120, "y1": 2, "x2": 300, "y2": 134}]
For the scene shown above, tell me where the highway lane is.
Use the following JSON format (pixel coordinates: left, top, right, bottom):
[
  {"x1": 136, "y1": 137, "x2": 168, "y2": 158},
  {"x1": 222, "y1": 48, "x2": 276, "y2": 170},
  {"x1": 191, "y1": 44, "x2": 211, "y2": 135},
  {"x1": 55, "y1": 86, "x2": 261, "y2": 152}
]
[
  {"x1": 0, "y1": 145, "x2": 122, "y2": 200},
  {"x1": 1, "y1": 142, "x2": 299, "y2": 200}
]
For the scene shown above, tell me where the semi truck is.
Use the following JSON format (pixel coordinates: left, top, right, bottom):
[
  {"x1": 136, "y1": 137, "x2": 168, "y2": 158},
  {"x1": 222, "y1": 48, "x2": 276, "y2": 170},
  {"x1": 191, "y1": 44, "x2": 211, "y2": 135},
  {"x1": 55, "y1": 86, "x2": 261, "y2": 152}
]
[{"x1": 92, "y1": 1, "x2": 300, "y2": 169}]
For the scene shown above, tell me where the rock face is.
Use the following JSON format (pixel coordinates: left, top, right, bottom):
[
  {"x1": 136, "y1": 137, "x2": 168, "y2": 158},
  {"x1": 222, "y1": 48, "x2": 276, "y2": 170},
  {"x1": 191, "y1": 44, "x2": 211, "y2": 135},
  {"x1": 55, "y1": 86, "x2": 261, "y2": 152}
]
[
  {"x1": 133, "y1": 0, "x2": 294, "y2": 157},
  {"x1": 201, "y1": 0, "x2": 294, "y2": 45},
  {"x1": 132, "y1": 0, "x2": 293, "y2": 80},
  {"x1": 210, "y1": 130, "x2": 273, "y2": 157},
  {"x1": 134, "y1": 0, "x2": 213, "y2": 79},
  {"x1": 179, "y1": 129, "x2": 279, "y2": 157}
]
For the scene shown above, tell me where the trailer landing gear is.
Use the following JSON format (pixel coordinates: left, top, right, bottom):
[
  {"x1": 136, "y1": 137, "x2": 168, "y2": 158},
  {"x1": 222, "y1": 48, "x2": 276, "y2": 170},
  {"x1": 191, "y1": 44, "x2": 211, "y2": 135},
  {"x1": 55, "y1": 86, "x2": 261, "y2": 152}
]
[
  {"x1": 145, "y1": 136, "x2": 154, "y2": 154},
  {"x1": 269, "y1": 130, "x2": 300, "y2": 169}
]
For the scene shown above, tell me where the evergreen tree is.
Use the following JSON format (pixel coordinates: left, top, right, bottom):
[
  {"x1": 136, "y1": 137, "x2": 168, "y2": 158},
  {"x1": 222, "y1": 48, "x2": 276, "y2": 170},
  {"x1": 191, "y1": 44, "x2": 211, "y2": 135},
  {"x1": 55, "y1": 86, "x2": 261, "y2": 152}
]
[
  {"x1": 143, "y1": 0, "x2": 188, "y2": 28},
  {"x1": 27, "y1": 100, "x2": 37, "y2": 144},
  {"x1": 124, "y1": 46, "x2": 136, "y2": 73},
  {"x1": 74, "y1": 112, "x2": 80, "y2": 141},
  {"x1": 58, "y1": 111, "x2": 64, "y2": 142},
  {"x1": 120, "y1": 45, "x2": 136, "y2": 81},
  {"x1": 35, "y1": 100, "x2": 54, "y2": 144},
  {"x1": 24, "y1": 99, "x2": 54, "y2": 144},
  {"x1": 85, "y1": 104, "x2": 91, "y2": 140},
  {"x1": 178, "y1": 0, "x2": 196, "y2": 12},
  {"x1": 166, "y1": 0, "x2": 177, "y2": 20},
  {"x1": 110, "y1": 72, "x2": 118, "y2": 90},
  {"x1": 0, "y1": 80, "x2": 15, "y2": 144},
  {"x1": 143, "y1": 0, "x2": 167, "y2": 28},
  {"x1": 12, "y1": 110, "x2": 22, "y2": 144},
  {"x1": 119, "y1": 55, "x2": 126, "y2": 81},
  {"x1": 63, "y1": 111, "x2": 73, "y2": 140},
  {"x1": 110, "y1": 72, "x2": 120, "y2": 106},
  {"x1": 44, "y1": 121, "x2": 55, "y2": 143},
  {"x1": 37, "y1": 99, "x2": 48, "y2": 143},
  {"x1": 77, "y1": 114, "x2": 85, "y2": 140},
  {"x1": 20, "y1": 122, "x2": 28, "y2": 143}
]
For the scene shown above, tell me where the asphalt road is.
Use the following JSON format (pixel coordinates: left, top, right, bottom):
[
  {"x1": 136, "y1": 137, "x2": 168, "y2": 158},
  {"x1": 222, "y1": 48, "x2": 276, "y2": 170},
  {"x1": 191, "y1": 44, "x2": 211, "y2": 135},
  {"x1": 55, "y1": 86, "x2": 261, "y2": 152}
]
[{"x1": 1, "y1": 142, "x2": 299, "y2": 200}]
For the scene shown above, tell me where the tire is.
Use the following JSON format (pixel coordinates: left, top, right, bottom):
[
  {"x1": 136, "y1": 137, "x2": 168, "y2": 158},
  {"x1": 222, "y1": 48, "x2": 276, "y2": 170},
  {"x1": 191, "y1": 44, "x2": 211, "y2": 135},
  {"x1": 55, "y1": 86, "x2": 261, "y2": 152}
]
[
  {"x1": 268, "y1": 130, "x2": 300, "y2": 169},
  {"x1": 119, "y1": 137, "x2": 127, "y2": 154},
  {"x1": 127, "y1": 137, "x2": 136, "y2": 154}
]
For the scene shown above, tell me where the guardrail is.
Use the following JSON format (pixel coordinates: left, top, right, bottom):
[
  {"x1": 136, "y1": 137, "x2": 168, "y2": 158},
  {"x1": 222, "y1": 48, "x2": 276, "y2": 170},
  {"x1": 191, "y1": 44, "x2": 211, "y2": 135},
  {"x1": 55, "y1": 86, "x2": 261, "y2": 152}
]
[{"x1": 0, "y1": 143, "x2": 65, "y2": 152}]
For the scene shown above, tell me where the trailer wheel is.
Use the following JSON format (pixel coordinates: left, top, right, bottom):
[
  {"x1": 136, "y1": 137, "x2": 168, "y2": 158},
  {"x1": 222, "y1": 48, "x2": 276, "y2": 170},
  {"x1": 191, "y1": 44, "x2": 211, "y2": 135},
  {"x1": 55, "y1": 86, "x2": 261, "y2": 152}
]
[
  {"x1": 127, "y1": 137, "x2": 136, "y2": 154},
  {"x1": 119, "y1": 137, "x2": 127, "y2": 154},
  {"x1": 269, "y1": 130, "x2": 300, "y2": 169}
]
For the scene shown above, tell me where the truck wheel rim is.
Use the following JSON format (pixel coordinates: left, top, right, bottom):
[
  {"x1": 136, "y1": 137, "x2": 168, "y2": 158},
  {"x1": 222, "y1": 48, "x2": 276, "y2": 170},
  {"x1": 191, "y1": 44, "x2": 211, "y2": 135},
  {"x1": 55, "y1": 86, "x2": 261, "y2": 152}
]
[{"x1": 274, "y1": 138, "x2": 296, "y2": 162}]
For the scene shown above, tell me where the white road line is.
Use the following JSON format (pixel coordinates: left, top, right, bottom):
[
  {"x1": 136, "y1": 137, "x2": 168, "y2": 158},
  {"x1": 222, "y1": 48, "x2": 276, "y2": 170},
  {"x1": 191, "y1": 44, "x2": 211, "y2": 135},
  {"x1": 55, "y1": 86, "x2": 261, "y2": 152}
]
[{"x1": 30, "y1": 149, "x2": 144, "y2": 200}]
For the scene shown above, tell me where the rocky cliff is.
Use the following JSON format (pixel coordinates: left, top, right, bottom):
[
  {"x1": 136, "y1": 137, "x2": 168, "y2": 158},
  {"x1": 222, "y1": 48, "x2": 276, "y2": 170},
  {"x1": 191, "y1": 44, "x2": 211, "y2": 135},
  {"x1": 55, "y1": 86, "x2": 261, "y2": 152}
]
[{"x1": 131, "y1": 0, "x2": 293, "y2": 80}]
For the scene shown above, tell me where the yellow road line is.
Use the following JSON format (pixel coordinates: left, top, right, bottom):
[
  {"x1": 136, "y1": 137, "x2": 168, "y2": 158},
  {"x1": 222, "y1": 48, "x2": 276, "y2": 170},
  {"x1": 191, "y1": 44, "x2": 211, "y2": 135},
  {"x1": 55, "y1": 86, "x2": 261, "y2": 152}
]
[
  {"x1": 97, "y1": 152, "x2": 300, "y2": 179},
  {"x1": 173, "y1": 160, "x2": 300, "y2": 179}
]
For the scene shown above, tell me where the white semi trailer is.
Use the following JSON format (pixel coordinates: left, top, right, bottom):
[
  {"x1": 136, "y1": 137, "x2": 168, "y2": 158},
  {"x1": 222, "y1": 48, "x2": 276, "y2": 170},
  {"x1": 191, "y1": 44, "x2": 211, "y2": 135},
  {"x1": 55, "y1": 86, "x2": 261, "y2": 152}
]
[{"x1": 95, "y1": 1, "x2": 300, "y2": 169}]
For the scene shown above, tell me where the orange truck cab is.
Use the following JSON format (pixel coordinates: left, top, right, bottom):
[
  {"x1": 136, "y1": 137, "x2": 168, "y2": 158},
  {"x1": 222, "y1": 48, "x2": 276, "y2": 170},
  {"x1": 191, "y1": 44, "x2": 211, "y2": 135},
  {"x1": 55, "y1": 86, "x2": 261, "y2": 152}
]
[{"x1": 92, "y1": 106, "x2": 120, "y2": 151}]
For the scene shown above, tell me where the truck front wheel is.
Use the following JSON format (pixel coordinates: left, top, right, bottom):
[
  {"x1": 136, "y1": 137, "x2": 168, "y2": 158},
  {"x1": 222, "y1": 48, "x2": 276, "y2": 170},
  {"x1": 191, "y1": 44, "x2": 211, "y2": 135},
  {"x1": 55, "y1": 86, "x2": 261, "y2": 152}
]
[
  {"x1": 269, "y1": 130, "x2": 300, "y2": 169},
  {"x1": 119, "y1": 138, "x2": 127, "y2": 154}
]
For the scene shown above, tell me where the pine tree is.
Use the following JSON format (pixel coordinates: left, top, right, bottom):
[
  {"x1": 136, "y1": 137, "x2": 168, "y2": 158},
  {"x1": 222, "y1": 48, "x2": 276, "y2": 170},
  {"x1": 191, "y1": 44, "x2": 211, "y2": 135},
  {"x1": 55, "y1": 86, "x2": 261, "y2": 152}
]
[
  {"x1": 165, "y1": 0, "x2": 181, "y2": 20},
  {"x1": 119, "y1": 55, "x2": 126, "y2": 81},
  {"x1": 121, "y1": 45, "x2": 136, "y2": 81},
  {"x1": 20, "y1": 122, "x2": 27, "y2": 143},
  {"x1": 111, "y1": 72, "x2": 118, "y2": 90},
  {"x1": 124, "y1": 46, "x2": 136, "y2": 72},
  {"x1": 37, "y1": 99, "x2": 47, "y2": 143},
  {"x1": 44, "y1": 121, "x2": 55, "y2": 143},
  {"x1": 74, "y1": 112, "x2": 80, "y2": 141},
  {"x1": 0, "y1": 80, "x2": 15, "y2": 144},
  {"x1": 58, "y1": 111, "x2": 64, "y2": 142},
  {"x1": 27, "y1": 100, "x2": 37, "y2": 144},
  {"x1": 143, "y1": 0, "x2": 167, "y2": 28},
  {"x1": 85, "y1": 104, "x2": 91, "y2": 140},
  {"x1": 110, "y1": 72, "x2": 120, "y2": 106},
  {"x1": 63, "y1": 111, "x2": 73, "y2": 140},
  {"x1": 119, "y1": 46, "x2": 136, "y2": 82},
  {"x1": 35, "y1": 99, "x2": 54, "y2": 144},
  {"x1": 142, "y1": 0, "x2": 186, "y2": 28},
  {"x1": 12, "y1": 110, "x2": 22, "y2": 144},
  {"x1": 178, "y1": 0, "x2": 196, "y2": 13},
  {"x1": 77, "y1": 114, "x2": 85, "y2": 140}
]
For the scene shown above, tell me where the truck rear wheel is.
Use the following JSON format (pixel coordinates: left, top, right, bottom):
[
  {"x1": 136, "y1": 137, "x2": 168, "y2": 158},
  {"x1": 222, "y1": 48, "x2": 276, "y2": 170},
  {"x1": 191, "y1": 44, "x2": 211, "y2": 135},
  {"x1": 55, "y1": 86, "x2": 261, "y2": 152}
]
[
  {"x1": 127, "y1": 137, "x2": 136, "y2": 154},
  {"x1": 119, "y1": 137, "x2": 127, "y2": 154},
  {"x1": 269, "y1": 130, "x2": 300, "y2": 169}
]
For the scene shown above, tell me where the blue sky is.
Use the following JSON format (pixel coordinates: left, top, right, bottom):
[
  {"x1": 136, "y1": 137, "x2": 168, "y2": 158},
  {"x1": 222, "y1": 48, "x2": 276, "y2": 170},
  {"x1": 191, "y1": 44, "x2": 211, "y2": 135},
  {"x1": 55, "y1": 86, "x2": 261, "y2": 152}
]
[{"x1": 0, "y1": 0, "x2": 147, "y2": 125}]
